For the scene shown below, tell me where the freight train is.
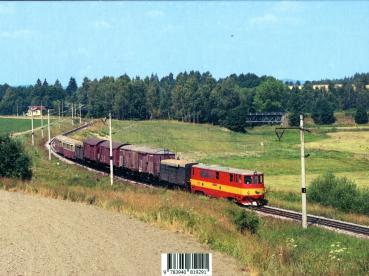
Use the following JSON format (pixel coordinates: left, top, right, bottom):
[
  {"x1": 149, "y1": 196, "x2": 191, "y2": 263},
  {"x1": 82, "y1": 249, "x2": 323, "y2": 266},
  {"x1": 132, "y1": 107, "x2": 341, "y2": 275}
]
[{"x1": 52, "y1": 135, "x2": 267, "y2": 206}]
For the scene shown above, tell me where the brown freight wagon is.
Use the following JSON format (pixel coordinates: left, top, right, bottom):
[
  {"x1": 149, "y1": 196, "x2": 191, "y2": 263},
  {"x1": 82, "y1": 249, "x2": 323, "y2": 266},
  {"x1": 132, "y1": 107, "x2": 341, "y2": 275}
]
[
  {"x1": 120, "y1": 145, "x2": 175, "y2": 177},
  {"x1": 83, "y1": 138, "x2": 106, "y2": 162},
  {"x1": 159, "y1": 159, "x2": 198, "y2": 189},
  {"x1": 98, "y1": 141, "x2": 130, "y2": 167}
]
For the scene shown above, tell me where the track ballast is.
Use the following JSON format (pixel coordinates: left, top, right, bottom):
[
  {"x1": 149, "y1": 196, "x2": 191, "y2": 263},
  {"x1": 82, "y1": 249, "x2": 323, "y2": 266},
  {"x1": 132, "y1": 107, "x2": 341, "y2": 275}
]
[{"x1": 51, "y1": 122, "x2": 369, "y2": 238}]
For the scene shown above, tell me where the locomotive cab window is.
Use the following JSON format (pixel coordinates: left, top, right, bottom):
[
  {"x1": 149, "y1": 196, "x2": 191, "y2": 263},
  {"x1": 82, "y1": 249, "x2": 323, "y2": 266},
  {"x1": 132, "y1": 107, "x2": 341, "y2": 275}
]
[
  {"x1": 216, "y1": 171, "x2": 219, "y2": 180},
  {"x1": 254, "y1": 175, "x2": 259, "y2": 184},
  {"x1": 229, "y1": 174, "x2": 233, "y2": 182},
  {"x1": 259, "y1": 175, "x2": 263, "y2": 183},
  {"x1": 244, "y1": 176, "x2": 252, "y2": 184}
]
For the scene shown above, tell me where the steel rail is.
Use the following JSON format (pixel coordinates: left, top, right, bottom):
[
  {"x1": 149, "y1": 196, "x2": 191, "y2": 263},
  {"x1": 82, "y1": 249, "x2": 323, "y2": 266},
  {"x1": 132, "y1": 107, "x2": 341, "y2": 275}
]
[
  {"x1": 50, "y1": 122, "x2": 369, "y2": 238},
  {"x1": 253, "y1": 206, "x2": 369, "y2": 236}
]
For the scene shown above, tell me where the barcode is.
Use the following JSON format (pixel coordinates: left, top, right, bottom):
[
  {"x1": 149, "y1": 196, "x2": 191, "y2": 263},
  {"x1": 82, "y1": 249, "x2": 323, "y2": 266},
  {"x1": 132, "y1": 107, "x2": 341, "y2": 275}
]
[{"x1": 161, "y1": 253, "x2": 212, "y2": 276}]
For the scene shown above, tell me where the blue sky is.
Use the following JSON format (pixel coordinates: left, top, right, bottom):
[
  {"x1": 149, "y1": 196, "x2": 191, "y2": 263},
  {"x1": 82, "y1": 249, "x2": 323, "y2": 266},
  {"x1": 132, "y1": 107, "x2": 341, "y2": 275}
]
[{"x1": 0, "y1": 1, "x2": 368, "y2": 86}]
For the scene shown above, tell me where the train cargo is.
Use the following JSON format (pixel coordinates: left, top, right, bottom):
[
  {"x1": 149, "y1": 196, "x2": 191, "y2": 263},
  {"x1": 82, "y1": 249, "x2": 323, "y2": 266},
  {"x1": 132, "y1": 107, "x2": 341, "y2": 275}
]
[
  {"x1": 120, "y1": 145, "x2": 175, "y2": 177},
  {"x1": 160, "y1": 159, "x2": 198, "y2": 189},
  {"x1": 98, "y1": 141, "x2": 129, "y2": 167},
  {"x1": 83, "y1": 138, "x2": 106, "y2": 162}
]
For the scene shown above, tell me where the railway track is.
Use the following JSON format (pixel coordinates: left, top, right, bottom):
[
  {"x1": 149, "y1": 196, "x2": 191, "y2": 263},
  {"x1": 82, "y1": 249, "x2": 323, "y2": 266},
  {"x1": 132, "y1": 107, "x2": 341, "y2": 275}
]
[
  {"x1": 252, "y1": 206, "x2": 369, "y2": 237},
  {"x1": 50, "y1": 122, "x2": 369, "y2": 238}
]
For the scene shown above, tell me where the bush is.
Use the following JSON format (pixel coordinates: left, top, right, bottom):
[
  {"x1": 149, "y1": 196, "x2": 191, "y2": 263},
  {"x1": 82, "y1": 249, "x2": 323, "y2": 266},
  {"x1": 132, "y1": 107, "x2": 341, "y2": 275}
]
[
  {"x1": 228, "y1": 208, "x2": 259, "y2": 234},
  {"x1": 0, "y1": 135, "x2": 32, "y2": 180},
  {"x1": 288, "y1": 112, "x2": 300, "y2": 127},
  {"x1": 311, "y1": 98, "x2": 335, "y2": 125},
  {"x1": 354, "y1": 106, "x2": 368, "y2": 124},
  {"x1": 308, "y1": 172, "x2": 369, "y2": 214}
]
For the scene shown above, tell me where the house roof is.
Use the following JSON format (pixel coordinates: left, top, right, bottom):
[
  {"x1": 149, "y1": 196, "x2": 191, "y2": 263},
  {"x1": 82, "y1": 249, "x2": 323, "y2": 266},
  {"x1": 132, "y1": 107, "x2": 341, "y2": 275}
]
[{"x1": 28, "y1": 106, "x2": 46, "y2": 111}]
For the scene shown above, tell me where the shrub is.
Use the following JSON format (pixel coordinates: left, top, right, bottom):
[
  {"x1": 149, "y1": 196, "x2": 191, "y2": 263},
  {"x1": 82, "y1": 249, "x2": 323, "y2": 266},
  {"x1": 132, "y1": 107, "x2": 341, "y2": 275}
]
[
  {"x1": 228, "y1": 208, "x2": 259, "y2": 234},
  {"x1": 288, "y1": 112, "x2": 300, "y2": 127},
  {"x1": 308, "y1": 172, "x2": 369, "y2": 214},
  {"x1": 354, "y1": 106, "x2": 368, "y2": 124},
  {"x1": 311, "y1": 98, "x2": 335, "y2": 125},
  {"x1": 0, "y1": 135, "x2": 32, "y2": 180}
]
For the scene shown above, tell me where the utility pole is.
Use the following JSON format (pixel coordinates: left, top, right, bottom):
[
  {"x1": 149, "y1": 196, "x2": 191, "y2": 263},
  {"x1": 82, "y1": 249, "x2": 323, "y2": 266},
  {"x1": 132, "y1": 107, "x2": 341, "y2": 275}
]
[
  {"x1": 16, "y1": 103, "x2": 18, "y2": 117},
  {"x1": 58, "y1": 101, "x2": 61, "y2": 128},
  {"x1": 41, "y1": 102, "x2": 44, "y2": 138},
  {"x1": 79, "y1": 103, "x2": 82, "y2": 124},
  {"x1": 109, "y1": 112, "x2": 113, "y2": 186},
  {"x1": 300, "y1": 115, "x2": 307, "y2": 229},
  {"x1": 275, "y1": 115, "x2": 310, "y2": 229},
  {"x1": 31, "y1": 109, "x2": 34, "y2": 146},
  {"x1": 61, "y1": 101, "x2": 64, "y2": 118},
  {"x1": 71, "y1": 103, "x2": 74, "y2": 126},
  {"x1": 48, "y1": 109, "x2": 51, "y2": 161}
]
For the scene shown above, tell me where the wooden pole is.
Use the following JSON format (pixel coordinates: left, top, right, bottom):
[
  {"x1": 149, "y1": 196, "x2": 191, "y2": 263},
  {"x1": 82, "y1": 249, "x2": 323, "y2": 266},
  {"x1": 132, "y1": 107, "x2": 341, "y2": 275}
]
[
  {"x1": 109, "y1": 112, "x2": 113, "y2": 186},
  {"x1": 48, "y1": 109, "x2": 51, "y2": 160},
  {"x1": 31, "y1": 109, "x2": 34, "y2": 146},
  {"x1": 58, "y1": 101, "x2": 61, "y2": 128},
  {"x1": 72, "y1": 103, "x2": 74, "y2": 126},
  {"x1": 300, "y1": 114, "x2": 307, "y2": 229},
  {"x1": 41, "y1": 103, "x2": 44, "y2": 138},
  {"x1": 79, "y1": 104, "x2": 82, "y2": 124}
]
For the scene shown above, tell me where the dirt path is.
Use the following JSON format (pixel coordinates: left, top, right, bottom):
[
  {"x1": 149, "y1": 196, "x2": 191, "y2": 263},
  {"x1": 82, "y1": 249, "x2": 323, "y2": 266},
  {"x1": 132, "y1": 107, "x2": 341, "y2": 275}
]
[{"x1": 0, "y1": 190, "x2": 247, "y2": 275}]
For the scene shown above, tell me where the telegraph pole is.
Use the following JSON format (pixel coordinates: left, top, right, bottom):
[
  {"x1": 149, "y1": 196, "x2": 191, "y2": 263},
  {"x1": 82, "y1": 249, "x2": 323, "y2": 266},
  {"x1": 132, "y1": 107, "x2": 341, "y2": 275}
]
[
  {"x1": 31, "y1": 109, "x2": 34, "y2": 146},
  {"x1": 275, "y1": 115, "x2": 310, "y2": 229},
  {"x1": 79, "y1": 103, "x2": 82, "y2": 124},
  {"x1": 61, "y1": 101, "x2": 64, "y2": 118},
  {"x1": 41, "y1": 103, "x2": 44, "y2": 138},
  {"x1": 16, "y1": 103, "x2": 18, "y2": 117},
  {"x1": 300, "y1": 115, "x2": 307, "y2": 229},
  {"x1": 58, "y1": 101, "x2": 61, "y2": 128},
  {"x1": 109, "y1": 112, "x2": 114, "y2": 186},
  {"x1": 71, "y1": 103, "x2": 74, "y2": 126},
  {"x1": 48, "y1": 109, "x2": 51, "y2": 160}
]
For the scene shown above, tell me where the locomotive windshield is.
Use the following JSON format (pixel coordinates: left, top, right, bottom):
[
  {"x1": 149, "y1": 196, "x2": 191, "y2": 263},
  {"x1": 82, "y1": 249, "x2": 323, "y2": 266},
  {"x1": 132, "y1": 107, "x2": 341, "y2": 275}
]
[{"x1": 244, "y1": 174, "x2": 264, "y2": 184}]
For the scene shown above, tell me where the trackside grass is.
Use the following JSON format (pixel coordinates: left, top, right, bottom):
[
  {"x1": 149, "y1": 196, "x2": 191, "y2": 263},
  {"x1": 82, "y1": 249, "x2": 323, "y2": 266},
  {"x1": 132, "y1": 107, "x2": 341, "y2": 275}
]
[
  {"x1": 0, "y1": 120, "x2": 368, "y2": 274},
  {"x1": 72, "y1": 119, "x2": 369, "y2": 225}
]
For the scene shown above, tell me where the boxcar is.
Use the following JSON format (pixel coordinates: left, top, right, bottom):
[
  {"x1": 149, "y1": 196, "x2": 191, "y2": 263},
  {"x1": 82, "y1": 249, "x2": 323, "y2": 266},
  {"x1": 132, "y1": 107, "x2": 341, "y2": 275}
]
[
  {"x1": 83, "y1": 138, "x2": 106, "y2": 162},
  {"x1": 190, "y1": 164, "x2": 265, "y2": 206},
  {"x1": 53, "y1": 135, "x2": 83, "y2": 160},
  {"x1": 120, "y1": 145, "x2": 175, "y2": 177},
  {"x1": 98, "y1": 141, "x2": 130, "y2": 167},
  {"x1": 160, "y1": 159, "x2": 198, "y2": 189}
]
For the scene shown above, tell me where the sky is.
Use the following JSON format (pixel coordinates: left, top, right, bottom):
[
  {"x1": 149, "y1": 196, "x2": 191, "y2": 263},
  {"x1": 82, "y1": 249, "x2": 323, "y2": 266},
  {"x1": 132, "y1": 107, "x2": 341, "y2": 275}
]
[{"x1": 0, "y1": 1, "x2": 368, "y2": 86}]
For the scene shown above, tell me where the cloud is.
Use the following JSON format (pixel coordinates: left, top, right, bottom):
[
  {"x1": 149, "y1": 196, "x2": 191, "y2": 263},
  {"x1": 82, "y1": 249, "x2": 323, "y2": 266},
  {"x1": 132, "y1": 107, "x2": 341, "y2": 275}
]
[
  {"x1": 146, "y1": 10, "x2": 164, "y2": 19},
  {"x1": 0, "y1": 29, "x2": 34, "y2": 39},
  {"x1": 93, "y1": 20, "x2": 112, "y2": 30},
  {"x1": 249, "y1": 14, "x2": 279, "y2": 25}
]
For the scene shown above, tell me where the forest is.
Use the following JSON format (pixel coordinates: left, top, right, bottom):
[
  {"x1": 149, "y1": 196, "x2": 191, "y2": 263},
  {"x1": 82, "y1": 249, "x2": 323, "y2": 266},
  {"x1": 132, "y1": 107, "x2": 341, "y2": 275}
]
[{"x1": 0, "y1": 72, "x2": 369, "y2": 131}]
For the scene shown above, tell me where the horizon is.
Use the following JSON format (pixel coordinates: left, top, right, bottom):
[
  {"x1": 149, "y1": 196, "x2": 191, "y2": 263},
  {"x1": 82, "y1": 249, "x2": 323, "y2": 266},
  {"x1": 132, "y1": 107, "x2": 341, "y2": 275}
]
[{"x1": 0, "y1": 2, "x2": 368, "y2": 86}]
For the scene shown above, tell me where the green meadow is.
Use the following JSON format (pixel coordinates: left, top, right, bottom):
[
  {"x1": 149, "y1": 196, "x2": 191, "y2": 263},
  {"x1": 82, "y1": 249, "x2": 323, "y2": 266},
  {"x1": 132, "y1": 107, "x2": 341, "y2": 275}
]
[
  {"x1": 72, "y1": 119, "x2": 369, "y2": 224},
  {"x1": 0, "y1": 117, "x2": 42, "y2": 135}
]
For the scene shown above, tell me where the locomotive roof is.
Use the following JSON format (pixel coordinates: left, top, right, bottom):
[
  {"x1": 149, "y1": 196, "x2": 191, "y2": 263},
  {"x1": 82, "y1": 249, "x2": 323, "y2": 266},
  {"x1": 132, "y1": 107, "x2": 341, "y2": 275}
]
[
  {"x1": 54, "y1": 135, "x2": 83, "y2": 146},
  {"x1": 121, "y1": 144, "x2": 175, "y2": 155},
  {"x1": 100, "y1": 140, "x2": 129, "y2": 150},
  {"x1": 161, "y1": 159, "x2": 198, "y2": 168},
  {"x1": 83, "y1": 137, "x2": 107, "y2": 146},
  {"x1": 193, "y1": 163, "x2": 262, "y2": 175}
]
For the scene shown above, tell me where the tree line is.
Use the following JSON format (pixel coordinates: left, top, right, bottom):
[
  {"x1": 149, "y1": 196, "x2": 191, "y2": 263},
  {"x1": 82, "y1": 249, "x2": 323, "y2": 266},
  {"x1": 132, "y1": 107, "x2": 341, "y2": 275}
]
[{"x1": 1, "y1": 72, "x2": 369, "y2": 131}]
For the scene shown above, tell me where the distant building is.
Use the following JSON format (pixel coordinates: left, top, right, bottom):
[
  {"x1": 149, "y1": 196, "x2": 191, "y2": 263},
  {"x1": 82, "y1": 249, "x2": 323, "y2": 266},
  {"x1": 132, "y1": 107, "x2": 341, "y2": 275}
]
[
  {"x1": 312, "y1": 84, "x2": 329, "y2": 91},
  {"x1": 287, "y1": 85, "x2": 303, "y2": 90},
  {"x1": 26, "y1": 106, "x2": 46, "y2": 117},
  {"x1": 366, "y1": 84, "x2": 369, "y2": 90}
]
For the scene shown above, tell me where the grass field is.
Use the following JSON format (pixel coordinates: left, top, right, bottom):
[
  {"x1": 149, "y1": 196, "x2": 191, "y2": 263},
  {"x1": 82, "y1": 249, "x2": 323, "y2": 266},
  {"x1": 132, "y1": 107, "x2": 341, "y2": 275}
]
[
  {"x1": 0, "y1": 117, "x2": 42, "y2": 135},
  {"x1": 71, "y1": 119, "x2": 369, "y2": 224},
  {"x1": 1, "y1": 120, "x2": 369, "y2": 275}
]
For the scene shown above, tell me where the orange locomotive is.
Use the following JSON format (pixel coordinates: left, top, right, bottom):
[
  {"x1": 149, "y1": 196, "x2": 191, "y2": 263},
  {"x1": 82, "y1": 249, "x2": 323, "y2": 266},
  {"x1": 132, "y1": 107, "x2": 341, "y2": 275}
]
[{"x1": 190, "y1": 164, "x2": 266, "y2": 206}]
